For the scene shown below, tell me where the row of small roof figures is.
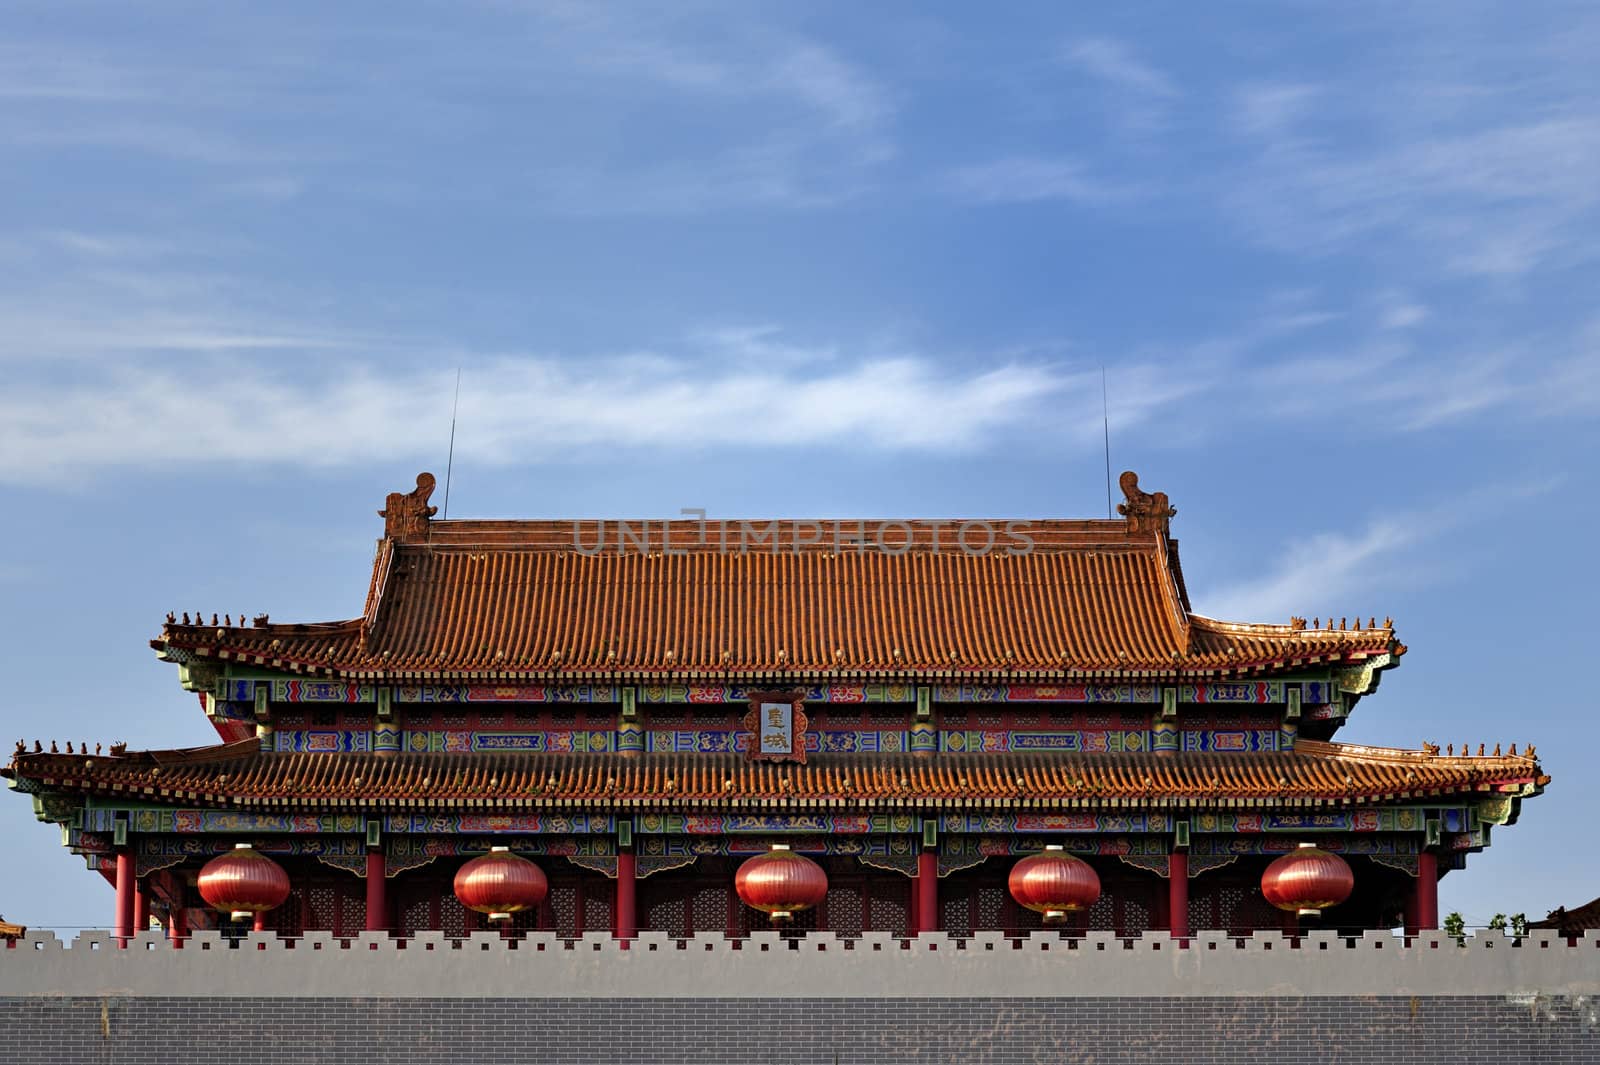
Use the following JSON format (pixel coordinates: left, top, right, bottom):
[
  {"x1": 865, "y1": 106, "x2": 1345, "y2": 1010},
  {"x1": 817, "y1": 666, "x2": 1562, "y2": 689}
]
[
  {"x1": 1421, "y1": 742, "x2": 1535, "y2": 758},
  {"x1": 167, "y1": 612, "x2": 268, "y2": 627},
  {"x1": 15, "y1": 740, "x2": 127, "y2": 756},
  {"x1": 169, "y1": 614, "x2": 1398, "y2": 634},
  {"x1": 1288, "y1": 616, "x2": 1392, "y2": 631}
]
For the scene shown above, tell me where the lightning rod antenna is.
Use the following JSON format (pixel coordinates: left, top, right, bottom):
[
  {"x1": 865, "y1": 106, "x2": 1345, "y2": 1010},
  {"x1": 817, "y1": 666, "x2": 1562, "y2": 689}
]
[
  {"x1": 1102, "y1": 365, "x2": 1112, "y2": 519},
  {"x1": 442, "y1": 367, "x2": 461, "y2": 520}
]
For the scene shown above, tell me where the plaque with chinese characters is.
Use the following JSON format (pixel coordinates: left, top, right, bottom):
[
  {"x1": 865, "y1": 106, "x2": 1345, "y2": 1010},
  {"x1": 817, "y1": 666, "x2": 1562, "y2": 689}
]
[{"x1": 743, "y1": 689, "x2": 808, "y2": 764}]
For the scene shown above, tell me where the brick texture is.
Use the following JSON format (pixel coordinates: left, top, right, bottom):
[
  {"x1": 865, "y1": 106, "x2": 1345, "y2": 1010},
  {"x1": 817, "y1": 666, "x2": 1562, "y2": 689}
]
[{"x1": 2, "y1": 995, "x2": 1596, "y2": 1065}]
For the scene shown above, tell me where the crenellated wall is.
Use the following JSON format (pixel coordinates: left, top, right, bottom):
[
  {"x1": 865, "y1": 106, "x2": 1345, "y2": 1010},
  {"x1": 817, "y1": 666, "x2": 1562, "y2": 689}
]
[{"x1": 3, "y1": 930, "x2": 1598, "y2": 1063}]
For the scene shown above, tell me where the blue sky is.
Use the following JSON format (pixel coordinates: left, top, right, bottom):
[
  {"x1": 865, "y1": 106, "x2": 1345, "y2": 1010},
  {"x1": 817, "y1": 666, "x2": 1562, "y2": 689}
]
[{"x1": 2, "y1": 2, "x2": 1597, "y2": 930}]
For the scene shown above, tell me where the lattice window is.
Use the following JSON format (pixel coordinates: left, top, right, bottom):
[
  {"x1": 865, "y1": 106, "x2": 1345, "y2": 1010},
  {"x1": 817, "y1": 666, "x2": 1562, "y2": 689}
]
[
  {"x1": 277, "y1": 711, "x2": 308, "y2": 728},
  {"x1": 548, "y1": 882, "x2": 579, "y2": 938},
  {"x1": 308, "y1": 884, "x2": 336, "y2": 932},
  {"x1": 1086, "y1": 891, "x2": 1113, "y2": 930},
  {"x1": 692, "y1": 882, "x2": 728, "y2": 937},
  {"x1": 651, "y1": 893, "x2": 689, "y2": 938},
  {"x1": 440, "y1": 711, "x2": 469, "y2": 728},
  {"x1": 940, "y1": 886, "x2": 974, "y2": 937},
  {"x1": 338, "y1": 887, "x2": 364, "y2": 938},
  {"x1": 1122, "y1": 895, "x2": 1151, "y2": 935},
  {"x1": 265, "y1": 886, "x2": 306, "y2": 936},
  {"x1": 584, "y1": 883, "x2": 613, "y2": 936},
  {"x1": 440, "y1": 893, "x2": 467, "y2": 939},
  {"x1": 311, "y1": 708, "x2": 337, "y2": 727},
  {"x1": 865, "y1": 878, "x2": 910, "y2": 936},
  {"x1": 824, "y1": 883, "x2": 864, "y2": 938},
  {"x1": 402, "y1": 890, "x2": 432, "y2": 936},
  {"x1": 977, "y1": 885, "x2": 1007, "y2": 933}
]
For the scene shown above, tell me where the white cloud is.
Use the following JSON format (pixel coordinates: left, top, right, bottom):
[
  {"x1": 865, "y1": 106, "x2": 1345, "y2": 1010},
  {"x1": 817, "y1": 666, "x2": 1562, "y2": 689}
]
[
  {"x1": 1196, "y1": 477, "x2": 1562, "y2": 622},
  {"x1": 0, "y1": 353, "x2": 1091, "y2": 485},
  {"x1": 1197, "y1": 518, "x2": 1416, "y2": 623}
]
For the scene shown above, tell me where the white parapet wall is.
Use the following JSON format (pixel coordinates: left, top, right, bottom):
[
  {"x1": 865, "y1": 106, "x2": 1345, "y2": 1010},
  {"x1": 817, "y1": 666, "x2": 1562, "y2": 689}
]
[{"x1": 3, "y1": 929, "x2": 1599, "y2": 1000}]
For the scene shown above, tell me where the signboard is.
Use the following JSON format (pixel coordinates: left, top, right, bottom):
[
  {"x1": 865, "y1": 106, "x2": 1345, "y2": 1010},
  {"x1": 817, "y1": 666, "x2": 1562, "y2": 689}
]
[{"x1": 743, "y1": 689, "x2": 809, "y2": 764}]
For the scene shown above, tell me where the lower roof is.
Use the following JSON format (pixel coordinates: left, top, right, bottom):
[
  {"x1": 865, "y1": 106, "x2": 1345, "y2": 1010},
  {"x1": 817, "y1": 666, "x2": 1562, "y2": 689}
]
[{"x1": 3, "y1": 740, "x2": 1546, "y2": 813}]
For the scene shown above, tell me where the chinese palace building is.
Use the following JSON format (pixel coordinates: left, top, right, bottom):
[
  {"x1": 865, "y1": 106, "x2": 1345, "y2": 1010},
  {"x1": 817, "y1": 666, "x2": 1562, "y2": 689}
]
[{"x1": 4, "y1": 472, "x2": 1548, "y2": 941}]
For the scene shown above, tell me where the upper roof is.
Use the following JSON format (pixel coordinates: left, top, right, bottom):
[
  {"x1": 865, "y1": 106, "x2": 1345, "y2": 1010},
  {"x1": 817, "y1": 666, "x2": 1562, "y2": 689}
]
[
  {"x1": 1, "y1": 738, "x2": 1545, "y2": 811},
  {"x1": 150, "y1": 471, "x2": 1403, "y2": 681}
]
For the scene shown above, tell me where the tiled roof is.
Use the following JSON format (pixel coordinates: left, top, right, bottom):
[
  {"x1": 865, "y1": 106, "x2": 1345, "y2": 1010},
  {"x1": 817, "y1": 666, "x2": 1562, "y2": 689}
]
[
  {"x1": 2, "y1": 739, "x2": 1545, "y2": 812},
  {"x1": 1530, "y1": 897, "x2": 1600, "y2": 934},
  {"x1": 150, "y1": 473, "x2": 1403, "y2": 681}
]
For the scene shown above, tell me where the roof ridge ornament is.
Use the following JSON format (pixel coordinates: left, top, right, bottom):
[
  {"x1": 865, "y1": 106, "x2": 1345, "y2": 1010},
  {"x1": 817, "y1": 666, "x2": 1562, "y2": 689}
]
[
  {"x1": 379, "y1": 472, "x2": 439, "y2": 541},
  {"x1": 1116, "y1": 471, "x2": 1175, "y2": 536}
]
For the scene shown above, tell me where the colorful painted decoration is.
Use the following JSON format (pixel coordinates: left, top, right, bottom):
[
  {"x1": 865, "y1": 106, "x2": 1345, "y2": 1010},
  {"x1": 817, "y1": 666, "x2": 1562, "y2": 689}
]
[
  {"x1": 1260, "y1": 843, "x2": 1354, "y2": 916},
  {"x1": 197, "y1": 843, "x2": 291, "y2": 922},
  {"x1": 734, "y1": 845, "x2": 828, "y2": 921},
  {"x1": 1007, "y1": 845, "x2": 1101, "y2": 922},
  {"x1": 452, "y1": 846, "x2": 548, "y2": 922}
]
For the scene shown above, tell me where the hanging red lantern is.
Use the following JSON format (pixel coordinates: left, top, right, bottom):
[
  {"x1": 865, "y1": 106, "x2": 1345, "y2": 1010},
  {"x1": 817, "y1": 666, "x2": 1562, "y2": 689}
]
[
  {"x1": 1261, "y1": 843, "x2": 1354, "y2": 916},
  {"x1": 453, "y1": 846, "x2": 548, "y2": 922},
  {"x1": 1008, "y1": 846, "x2": 1101, "y2": 923},
  {"x1": 734, "y1": 845, "x2": 828, "y2": 922},
  {"x1": 198, "y1": 843, "x2": 291, "y2": 922}
]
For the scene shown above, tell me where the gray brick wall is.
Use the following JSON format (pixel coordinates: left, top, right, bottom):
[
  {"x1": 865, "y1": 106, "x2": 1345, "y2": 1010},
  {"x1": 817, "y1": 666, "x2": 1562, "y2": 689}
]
[{"x1": 2, "y1": 995, "x2": 1598, "y2": 1065}]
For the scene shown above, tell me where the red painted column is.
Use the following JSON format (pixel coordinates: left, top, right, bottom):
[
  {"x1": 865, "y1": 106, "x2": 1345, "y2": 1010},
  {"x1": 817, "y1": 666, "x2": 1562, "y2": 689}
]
[
  {"x1": 366, "y1": 850, "x2": 387, "y2": 933},
  {"x1": 114, "y1": 849, "x2": 135, "y2": 946},
  {"x1": 252, "y1": 912, "x2": 267, "y2": 933},
  {"x1": 916, "y1": 850, "x2": 938, "y2": 934},
  {"x1": 1168, "y1": 852, "x2": 1190, "y2": 942},
  {"x1": 169, "y1": 904, "x2": 188, "y2": 949},
  {"x1": 133, "y1": 884, "x2": 151, "y2": 935},
  {"x1": 615, "y1": 848, "x2": 637, "y2": 940},
  {"x1": 1415, "y1": 851, "x2": 1439, "y2": 931}
]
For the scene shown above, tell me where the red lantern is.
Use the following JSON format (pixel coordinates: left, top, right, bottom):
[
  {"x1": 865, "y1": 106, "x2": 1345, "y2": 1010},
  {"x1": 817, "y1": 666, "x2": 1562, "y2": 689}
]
[
  {"x1": 198, "y1": 843, "x2": 291, "y2": 922},
  {"x1": 453, "y1": 847, "x2": 548, "y2": 922},
  {"x1": 1261, "y1": 843, "x2": 1354, "y2": 916},
  {"x1": 734, "y1": 845, "x2": 828, "y2": 922},
  {"x1": 1008, "y1": 846, "x2": 1101, "y2": 922}
]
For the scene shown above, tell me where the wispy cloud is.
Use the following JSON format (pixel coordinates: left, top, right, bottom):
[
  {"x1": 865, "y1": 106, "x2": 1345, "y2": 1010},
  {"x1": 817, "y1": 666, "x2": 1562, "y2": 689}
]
[
  {"x1": 0, "y1": 353, "x2": 1080, "y2": 485},
  {"x1": 1060, "y1": 36, "x2": 1178, "y2": 137},
  {"x1": 1062, "y1": 37, "x2": 1176, "y2": 100},
  {"x1": 943, "y1": 156, "x2": 1133, "y2": 205},
  {"x1": 1196, "y1": 477, "x2": 1562, "y2": 621}
]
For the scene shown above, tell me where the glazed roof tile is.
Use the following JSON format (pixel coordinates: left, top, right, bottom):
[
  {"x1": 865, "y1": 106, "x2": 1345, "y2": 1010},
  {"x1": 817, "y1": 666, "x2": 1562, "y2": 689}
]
[
  {"x1": 151, "y1": 473, "x2": 1402, "y2": 681},
  {"x1": 3, "y1": 739, "x2": 1544, "y2": 812}
]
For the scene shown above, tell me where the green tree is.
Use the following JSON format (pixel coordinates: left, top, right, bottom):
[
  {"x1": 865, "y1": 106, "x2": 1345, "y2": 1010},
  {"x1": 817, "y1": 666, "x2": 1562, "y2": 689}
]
[{"x1": 1443, "y1": 911, "x2": 1466, "y2": 945}]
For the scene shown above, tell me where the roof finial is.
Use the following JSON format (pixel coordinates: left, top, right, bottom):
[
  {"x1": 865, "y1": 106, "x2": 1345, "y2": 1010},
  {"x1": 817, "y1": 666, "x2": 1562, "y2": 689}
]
[
  {"x1": 1116, "y1": 471, "x2": 1176, "y2": 536},
  {"x1": 379, "y1": 472, "x2": 438, "y2": 542}
]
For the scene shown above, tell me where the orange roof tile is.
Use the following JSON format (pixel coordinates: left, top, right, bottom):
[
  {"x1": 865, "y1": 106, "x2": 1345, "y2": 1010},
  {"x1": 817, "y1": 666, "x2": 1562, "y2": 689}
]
[
  {"x1": 151, "y1": 473, "x2": 1402, "y2": 681},
  {"x1": 2, "y1": 739, "x2": 1544, "y2": 812}
]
